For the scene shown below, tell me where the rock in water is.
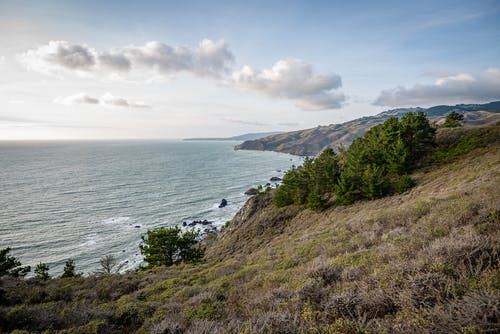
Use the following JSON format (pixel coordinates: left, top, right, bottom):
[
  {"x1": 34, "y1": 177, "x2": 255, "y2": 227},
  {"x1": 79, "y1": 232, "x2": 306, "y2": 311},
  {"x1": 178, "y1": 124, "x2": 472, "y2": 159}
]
[
  {"x1": 219, "y1": 199, "x2": 228, "y2": 208},
  {"x1": 270, "y1": 176, "x2": 282, "y2": 182},
  {"x1": 244, "y1": 188, "x2": 258, "y2": 195}
]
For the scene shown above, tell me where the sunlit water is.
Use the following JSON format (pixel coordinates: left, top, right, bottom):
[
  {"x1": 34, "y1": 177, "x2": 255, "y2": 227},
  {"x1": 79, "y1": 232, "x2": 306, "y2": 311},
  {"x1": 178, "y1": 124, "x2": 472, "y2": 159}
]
[{"x1": 0, "y1": 140, "x2": 300, "y2": 275}]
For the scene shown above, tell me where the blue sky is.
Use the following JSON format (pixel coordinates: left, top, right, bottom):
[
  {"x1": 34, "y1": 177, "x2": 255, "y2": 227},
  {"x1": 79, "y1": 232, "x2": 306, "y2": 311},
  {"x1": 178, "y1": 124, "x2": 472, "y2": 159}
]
[{"x1": 1, "y1": 0, "x2": 499, "y2": 139}]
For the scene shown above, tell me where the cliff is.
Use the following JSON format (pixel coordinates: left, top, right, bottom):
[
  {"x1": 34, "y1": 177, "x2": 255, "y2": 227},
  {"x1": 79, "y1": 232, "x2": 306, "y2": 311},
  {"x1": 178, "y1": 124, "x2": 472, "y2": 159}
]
[{"x1": 235, "y1": 101, "x2": 500, "y2": 156}]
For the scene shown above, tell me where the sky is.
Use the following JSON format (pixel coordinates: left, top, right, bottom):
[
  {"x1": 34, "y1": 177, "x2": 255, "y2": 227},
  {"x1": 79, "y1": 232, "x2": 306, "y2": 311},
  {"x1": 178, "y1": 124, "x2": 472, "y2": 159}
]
[{"x1": 0, "y1": 0, "x2": 499, "y2": 140}]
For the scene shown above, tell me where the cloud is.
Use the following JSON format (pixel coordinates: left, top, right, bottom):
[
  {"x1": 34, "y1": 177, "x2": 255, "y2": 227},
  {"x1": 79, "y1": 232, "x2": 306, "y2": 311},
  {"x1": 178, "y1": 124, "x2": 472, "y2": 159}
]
[
  {"x1": 53, "y1": 92, "x2": 150, "y2": 108},
  {"x1": 20, "y1": 41, "x2": 97, "y2": 75},
  {"x1": 100, "y1": 93, "x2": 150, "y2": 108},
  {"x1": 374, "y1": 68, "x2": 500, "y2": 107},
  {"x1": 54, "y1": 93, "x2": 99, "y2": 106},
  {"x1": 20, "y1": 41, "x2": 346, "y2": 111},
  {"x1": 20, "y1": 39, "x2": 234, "y2": 78},
  {"x1": 229, "y1": 58, "x2": 345, "y2": 110}
]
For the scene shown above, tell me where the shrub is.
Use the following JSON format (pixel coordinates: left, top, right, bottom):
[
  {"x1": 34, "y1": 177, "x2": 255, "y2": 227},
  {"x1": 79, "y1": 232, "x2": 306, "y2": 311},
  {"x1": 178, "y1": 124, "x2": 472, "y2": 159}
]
[
  {"x1": 442, "y1": 111, "x2": 464, "y2": 128},
  {"x1": 140, "y1": 227, "x2": 204, "y2": 268},
  {"x1": 0, "y1": 248, "x2": 30, "y2": 278},
  {"x1": 34, "y1": 263, "x2": 50, "y2": 280},
  {"x1": 395, "y1": 175, "x2": 414, "y2": 193},
  {"x1": 185, "y1": 297, "x2": 225, "y2": 321},
  {"x1": 61, "y1": 259, "x2": 78, "y2": 278}
]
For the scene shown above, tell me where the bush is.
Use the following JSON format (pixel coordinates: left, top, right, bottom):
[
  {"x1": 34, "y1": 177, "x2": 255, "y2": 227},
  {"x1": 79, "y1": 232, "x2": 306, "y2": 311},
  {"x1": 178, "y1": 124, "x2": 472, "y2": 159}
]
[
  {"x1": 61, "y1": 259, "x2": 78, "y2": 278},
  {"x1": 442, "y1": 111, "x2": 464, "y2": 128},
  {"x1": 140, "y1": 227, "x2": 204, "y2": 268},
  {"x1": 395, "y1": 175, "x2": 414, "y2": 193},
  {"x1": 34, "y1": 263, "x2": 50, "y2": 280},
  {"x1": 0, "y1": 248, "x2": 30, "y2": 278}
]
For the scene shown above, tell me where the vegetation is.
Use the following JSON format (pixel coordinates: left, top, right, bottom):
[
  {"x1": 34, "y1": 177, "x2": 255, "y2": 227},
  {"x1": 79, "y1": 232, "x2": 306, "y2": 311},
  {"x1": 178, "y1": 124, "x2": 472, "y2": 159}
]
[
  {"x1": 34, "y1": 263, "x2": 50, "y2": 280},
  {"x1": 96, "y1": 255, "x2": 125, "y2": 275},
  {"x1": 140, "y1": 226, "x2": 204, "y2": 268},
  {"x1": 442, "y1": 111, "x2": 464, "y2": 128},
  {"x1": 0, "y1": 248, "x2": 30, "y2": 278},
  {"x1": 0, "y1": 124, "x2": 498, "y2": 333},
  {"x1": 275, "y1": 112, "x2": 436, "y2": 208},
  {"x1": 61, "y1": 259, "x2": 82, "y2": 278}
]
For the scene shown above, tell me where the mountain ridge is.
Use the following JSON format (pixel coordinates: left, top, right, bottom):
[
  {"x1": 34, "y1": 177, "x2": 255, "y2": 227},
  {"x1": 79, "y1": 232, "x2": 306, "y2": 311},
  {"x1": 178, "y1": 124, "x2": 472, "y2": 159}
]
[
  {"x1": 235, "y1": 101, "x2": 500, "y2": 156},
  {"x1": 183, "y1": 131, "x2": 283, "y2": 141}
]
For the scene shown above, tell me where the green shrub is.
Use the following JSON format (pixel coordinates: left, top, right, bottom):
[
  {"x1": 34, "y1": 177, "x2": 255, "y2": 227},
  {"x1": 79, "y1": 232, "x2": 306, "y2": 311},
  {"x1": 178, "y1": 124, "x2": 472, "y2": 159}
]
[
  {"x1": 0, "y1": 248, "x2": 30, "y2": 277},
  {"x1": 34, "y1": 263, "x2": 50, "y2": 280},
  {"x1": 442, "y1": 111, "x2": 464, "y2": 128},
  {"x1": 185, "y1": 297, "x2": 225, "y2": 321},
  {"x1": 432, "y1": 136, "x2": 479, "y2": 160},
  {"x1": 61, "y1": 259, "x2": 78, "y2": 278},
  {"x1": 140, "y1": 227, "x2": 204, "y2": 268},
  {"x1": 395, "y1": 174, "x2": 414, "y2": 193}
]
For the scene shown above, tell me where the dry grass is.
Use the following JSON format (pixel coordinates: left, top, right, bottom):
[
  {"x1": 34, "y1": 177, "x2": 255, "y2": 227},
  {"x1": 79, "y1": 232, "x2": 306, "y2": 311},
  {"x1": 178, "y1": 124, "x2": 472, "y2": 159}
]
[{"x1": 1, "y1": 125, "x2": 499, "y2": 333}]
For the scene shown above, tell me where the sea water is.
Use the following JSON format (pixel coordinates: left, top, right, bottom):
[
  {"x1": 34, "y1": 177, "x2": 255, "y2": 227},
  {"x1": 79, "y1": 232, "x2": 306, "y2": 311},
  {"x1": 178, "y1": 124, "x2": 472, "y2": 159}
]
[{"x1": 0, "y1": 140, "x2": 301, "y2": 275}]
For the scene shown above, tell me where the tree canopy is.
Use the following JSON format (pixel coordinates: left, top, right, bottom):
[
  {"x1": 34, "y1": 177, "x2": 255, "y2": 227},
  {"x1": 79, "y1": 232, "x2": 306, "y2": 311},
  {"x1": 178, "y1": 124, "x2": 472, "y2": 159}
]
[
  {"x1": 275, "y1": 112, "x2": 436, "y2": 208},
  {"x1": 140, "y1": 227, "x2": 204, "y2": 268},
  {"x1": 0, "y1": 248, "x2": 31, "y2": 278},
  {"x1": 442, "y1": 111, "x2": 464, "y2": 128}
]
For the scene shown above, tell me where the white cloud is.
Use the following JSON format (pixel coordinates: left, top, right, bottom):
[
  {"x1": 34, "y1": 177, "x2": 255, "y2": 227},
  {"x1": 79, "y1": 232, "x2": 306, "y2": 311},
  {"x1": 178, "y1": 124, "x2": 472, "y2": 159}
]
[
  {"x1": 20, "y1": 39, "x2": 234, "y2": 78},
  {"x1": 54, "y1": 93, "x2": 99, "y2": 106},
  {"x1": 20, "y1": 41, "x2": 97, "y2": 75},
  {"x1": 229, "y1": 58, "x2": 345, "y2": 110},
  {"x1": 20, "y1": 41, "x2": 346, "y2": 111},
  {"x1": 54, "y1": 92, "x2": 150, "y2": 108},
  {"x1": 374, "y1": 68, "x2": 500, "y2": 107},
  {"x1": 100, "y1": 93, "x2": 150, "y2": 108}
]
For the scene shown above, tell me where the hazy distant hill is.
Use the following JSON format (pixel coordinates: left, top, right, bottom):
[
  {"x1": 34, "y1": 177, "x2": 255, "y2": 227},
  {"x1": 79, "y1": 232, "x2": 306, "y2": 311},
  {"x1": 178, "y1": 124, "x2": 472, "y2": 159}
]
[
  {"x1": 235, "y1": 101, "x2": 500, "y2": 156},
  {"x1": 183, "y1": 131, "x2": 283, "y2": 141}
]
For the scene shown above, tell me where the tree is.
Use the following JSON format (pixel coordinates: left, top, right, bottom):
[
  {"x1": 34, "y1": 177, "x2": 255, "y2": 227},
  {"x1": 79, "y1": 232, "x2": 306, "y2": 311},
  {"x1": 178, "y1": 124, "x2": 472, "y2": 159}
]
[
  {"x1": 34, "y1": 262, "x2": 50, "y2": 280},
  {"x1": 140, "y1": 227, "x2": 203, "y2": 268},
  {"x1": 96, "y1": 255, "x2": 125, "y2": 275},
  {"x1": 61, "y1": 259, "x2": 81, "y2": 278},
  {"x1": 442, "y1": 111, "x2": 464, "y2": 128},
  {"x1": 0, "y1": 247, "x2": 30, "y2": 278}
]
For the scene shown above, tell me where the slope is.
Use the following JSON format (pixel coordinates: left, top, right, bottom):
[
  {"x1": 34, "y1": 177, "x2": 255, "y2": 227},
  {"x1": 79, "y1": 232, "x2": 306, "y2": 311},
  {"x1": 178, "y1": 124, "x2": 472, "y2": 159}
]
[
  {"x1": 235, "y1": 101, "x2": 500, "y2": 156},
  {"x1": 1, "y1": 125, "x2": 499, "y2": 333}
]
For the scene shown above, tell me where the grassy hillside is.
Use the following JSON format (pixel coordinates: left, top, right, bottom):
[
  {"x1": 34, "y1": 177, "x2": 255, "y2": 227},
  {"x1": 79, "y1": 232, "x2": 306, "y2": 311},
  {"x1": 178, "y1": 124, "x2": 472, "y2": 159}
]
[
  {"x1": 235, "y1": 102, "x2": 500, "y2": 156},
  {"x1": 1, "y1": 125, "x2": 499, "y2": 333}
]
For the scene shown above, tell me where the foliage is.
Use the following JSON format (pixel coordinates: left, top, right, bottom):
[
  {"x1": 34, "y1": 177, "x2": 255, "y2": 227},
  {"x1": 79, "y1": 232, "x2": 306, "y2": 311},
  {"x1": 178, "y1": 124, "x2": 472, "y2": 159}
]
[
  {"x1": 34, "y1": 262, "x2": 50, "y2": 280},
  {"x1": 432, "y1": 135, "x2": 479, "y2": 161},
  {"x1": 275, "y1": 148, "x2": 340, "y2": 209},
  {"x1": 61, "y1": 259, "x2": 81, "y2": 278},
  {"x1": 140, "y1": 227, "x2": 204, "y2": 268},
  {"x1": 276, "y1": 112, "x2": 436, "y2": 207},
  {"x1": 395, "y1": 174, "x2": 415, "y2": 193},
  {"x1": 442, "y1": 111, "x2": 464, "y2": 128},
  {"x1": 0, "y1": 248, "x2": 30, "y2": 277}
]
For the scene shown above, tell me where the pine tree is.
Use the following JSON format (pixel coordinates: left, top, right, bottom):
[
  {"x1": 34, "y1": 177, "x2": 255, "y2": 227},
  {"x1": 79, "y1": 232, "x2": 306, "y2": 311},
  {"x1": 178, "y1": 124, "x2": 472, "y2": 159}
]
[
  {"x1": 442, "y1": 111, "x2": 464, "y2": 128},
  {"x1": 34, "y1": 262, "x2": 50, "y2": 280}
]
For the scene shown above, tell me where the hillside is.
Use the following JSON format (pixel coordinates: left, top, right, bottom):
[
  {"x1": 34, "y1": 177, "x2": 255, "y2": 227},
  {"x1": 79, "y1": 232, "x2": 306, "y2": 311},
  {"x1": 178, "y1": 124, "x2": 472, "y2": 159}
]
[
  {"x1": 183, "y1": 132, "x2": 283, "y2": 141},
  {"x1": 1, "y1": 124, "x2": 499, "y2": 333},
  {"x1": 235, "y1": 101, "x2": 500, "y2": 156}
]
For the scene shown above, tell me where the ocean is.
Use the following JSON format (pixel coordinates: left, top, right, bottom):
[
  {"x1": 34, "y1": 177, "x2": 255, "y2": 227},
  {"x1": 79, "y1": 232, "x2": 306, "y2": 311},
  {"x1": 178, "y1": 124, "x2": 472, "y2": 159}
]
[{"x1": 0, "y1": 140, "x2": 300, "y2": 275}]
